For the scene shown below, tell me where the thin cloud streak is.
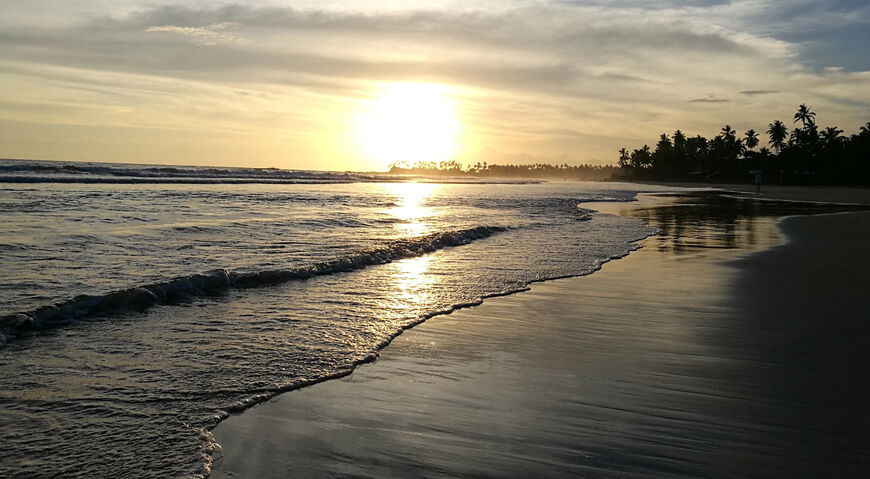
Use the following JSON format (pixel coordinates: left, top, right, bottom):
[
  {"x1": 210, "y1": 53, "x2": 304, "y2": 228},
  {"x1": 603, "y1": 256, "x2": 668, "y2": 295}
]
[
  {"x1": 145, "y1": 22, "x2": 245, "y2": 46},
  {"x1": 740, "y1": 90, "x2": 780, "y2": 95}
]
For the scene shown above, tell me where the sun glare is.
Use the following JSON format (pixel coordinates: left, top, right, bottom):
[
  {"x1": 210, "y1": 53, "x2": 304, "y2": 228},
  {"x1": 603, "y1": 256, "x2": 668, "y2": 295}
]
[
  {"x1": 385, "y1": 182, "x2": 438, "y2": 237},
  {"x1": 356, "y1": 83, "x2": 460, "y2": 168}
]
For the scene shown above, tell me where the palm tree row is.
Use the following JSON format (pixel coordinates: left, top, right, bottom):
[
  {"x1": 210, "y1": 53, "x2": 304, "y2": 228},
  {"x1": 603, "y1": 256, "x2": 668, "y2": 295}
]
[
  {"x1": 388, "y1": 160, "x2": 621, "y2": 181},
  {"x1": 617, "y1": 104, "x2": 870, "y2": 185}
]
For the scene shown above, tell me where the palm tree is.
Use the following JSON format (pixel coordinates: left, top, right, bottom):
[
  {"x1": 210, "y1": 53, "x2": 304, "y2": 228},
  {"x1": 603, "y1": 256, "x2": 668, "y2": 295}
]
[
  {"x1": 789, "y1": 127, "x2": 802, "y2": 147},
  {"x1": 767, "y1": 120, "x2": 788, "y2": 154},
  {"x1": 793, "y1": 103, "x2": 816, "y2": 129},
  {"x1": 744, "y1": 129, "x2": 759, "y2": 151},
  {"x1": 630, "y1": 145, "x2": 652, "y2": 168},
  {"x1": 820, "y1": 127, "x2": 843, "y2": 147},
  {"x1": 617, "y1": 147, "x2": 630, "y2": 168},
  {"x1": 860, "y1": 122, "x2": 870, "y2": 135}
]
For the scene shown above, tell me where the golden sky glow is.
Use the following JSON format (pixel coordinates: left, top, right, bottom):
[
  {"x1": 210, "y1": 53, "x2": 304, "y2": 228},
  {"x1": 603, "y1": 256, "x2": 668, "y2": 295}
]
[
  {"x1": 356, "y1": 83, "x2": 461, "y2": 168},
  {"x1": 1, "y1": 1, "x2": 869, "y2": 170}
]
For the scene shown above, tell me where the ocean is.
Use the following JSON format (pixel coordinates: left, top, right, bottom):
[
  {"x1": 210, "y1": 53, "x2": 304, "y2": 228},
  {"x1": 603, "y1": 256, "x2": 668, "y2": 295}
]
[{"x1": 0, "y1": 159, "x2": 667, "y2": 477}]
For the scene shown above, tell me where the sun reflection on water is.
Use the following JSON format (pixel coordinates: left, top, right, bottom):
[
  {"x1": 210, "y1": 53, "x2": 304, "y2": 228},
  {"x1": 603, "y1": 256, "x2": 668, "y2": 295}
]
[
  {"x1": 380, "y1": 183, "x2": 443, "y2": 320},
  {"x1": 386, "y1": 182, "x2": 439, "y2": 237},
  {"x1": 393, "y1": 255, "x2": 435, "y2": 307}
]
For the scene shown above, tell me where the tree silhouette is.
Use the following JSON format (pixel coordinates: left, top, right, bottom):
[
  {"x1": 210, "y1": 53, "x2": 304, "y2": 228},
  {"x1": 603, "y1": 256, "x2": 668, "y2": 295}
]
[
  {"x1": 820, "y1": 127, "x2": 843, "y2": 147},
  {"x1": 630, "y1": 145, "x2": 652, "y2": 168},
  {"x1": 618, "y1": 148, "x2": 630, "y2": 168},
  {"x1": 794, "y1": 103, "x2": 816, "y2": 129},
  {"x1": 767, "y1": 120, "x2": 788, "y2": 154},
  {"x1": 790, "y1": 122, "x2": 819, "y2": 150},
  {"x1": 614, "y1": 104, "x2": 868, "y2": 185},
  {"x1": 744, "y1": 129, "x2": 759, "y2": 151}
]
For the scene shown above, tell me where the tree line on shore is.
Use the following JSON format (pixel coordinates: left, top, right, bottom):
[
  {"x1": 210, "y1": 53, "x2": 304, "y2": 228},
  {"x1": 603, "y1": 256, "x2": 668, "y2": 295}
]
[
  {"x1": 387, "y1": 104, "x2": 870, "y2": 185},
  {"x1": 617, "y1": 105, "x2": 870, "y2": 185},
  {"x1": 388, "y1": 160, "x2": 622, "y2": 181}
]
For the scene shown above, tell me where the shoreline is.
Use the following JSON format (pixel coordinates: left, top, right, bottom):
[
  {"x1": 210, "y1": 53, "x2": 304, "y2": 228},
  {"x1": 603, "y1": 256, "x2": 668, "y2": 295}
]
[
  {"x1": 196, "y1": 209, "x2": 658, "y2": 474},
  {"x1": 634, "y1": 181, "x2": 870, "y2": 205},
  {"x1": 208, "y1": 192, "x2": 870, "y2": 477}
]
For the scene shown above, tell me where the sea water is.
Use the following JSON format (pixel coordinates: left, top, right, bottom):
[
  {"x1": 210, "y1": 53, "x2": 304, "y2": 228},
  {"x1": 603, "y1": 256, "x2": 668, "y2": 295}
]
[{"x1": 0, "y1": 160, "x2": 665, "y2": 477}]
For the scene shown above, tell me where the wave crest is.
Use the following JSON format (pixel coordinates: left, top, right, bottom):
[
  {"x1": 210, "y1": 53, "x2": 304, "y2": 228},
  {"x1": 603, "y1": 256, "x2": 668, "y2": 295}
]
[{"x1": 0, "y1": 226, "x2": 507, "y2": 347}]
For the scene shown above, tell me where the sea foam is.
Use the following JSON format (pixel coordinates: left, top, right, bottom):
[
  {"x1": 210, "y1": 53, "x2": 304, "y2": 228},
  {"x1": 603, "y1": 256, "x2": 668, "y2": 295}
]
[{"x1": 0, "y1": 226, "x2": 507, "y2": 346}]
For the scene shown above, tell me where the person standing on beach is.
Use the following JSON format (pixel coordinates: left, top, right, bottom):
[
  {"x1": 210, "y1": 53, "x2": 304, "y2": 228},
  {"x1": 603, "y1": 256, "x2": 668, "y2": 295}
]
[{"x1": 754, "y1": 171, "x2": 762, "y2": 194}]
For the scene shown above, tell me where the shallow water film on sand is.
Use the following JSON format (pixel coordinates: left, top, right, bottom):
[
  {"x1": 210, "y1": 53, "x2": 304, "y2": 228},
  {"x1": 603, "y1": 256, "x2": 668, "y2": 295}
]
[{"x1": 0, "y1": 162, "x2": 665, "y2": 477}]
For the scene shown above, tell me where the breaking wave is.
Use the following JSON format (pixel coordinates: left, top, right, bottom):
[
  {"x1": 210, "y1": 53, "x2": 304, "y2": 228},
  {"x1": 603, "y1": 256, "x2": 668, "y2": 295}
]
[{"x1": 0, "y1": 226, "x2": 507, "y2": 347}]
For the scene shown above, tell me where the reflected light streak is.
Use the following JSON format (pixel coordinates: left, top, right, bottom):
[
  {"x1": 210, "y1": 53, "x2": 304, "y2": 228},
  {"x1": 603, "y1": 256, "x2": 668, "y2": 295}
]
[
  {"x1": 386, "y1": 182, "x2": 438, "y2": 237},
  {"x1": 393, "y1": 255, "x2": 436, "y2": 306}
]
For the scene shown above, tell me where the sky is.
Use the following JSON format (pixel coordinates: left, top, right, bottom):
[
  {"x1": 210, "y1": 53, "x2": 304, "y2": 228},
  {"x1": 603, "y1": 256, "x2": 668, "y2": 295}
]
[{"x1": 1, "y1": 0, "x2": 869, "y2": 171}]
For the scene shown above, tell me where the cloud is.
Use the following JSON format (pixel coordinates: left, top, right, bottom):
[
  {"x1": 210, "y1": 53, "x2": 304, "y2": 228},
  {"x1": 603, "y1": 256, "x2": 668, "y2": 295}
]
[
  {"x1": 145, "y1": 22, "x2": 244, "y2": 46},
  {"x1": 0, "y1": 4, "x2": 799, "y2": 98},
  {"x1": 740, "y1": 90, "x2": 780, "y2": 95},
  {"x1": 1, "y1": 1, "x2": 869, "y2": 168},
  {"x1": 689, "y1": 97, "x2": 731, "y2": 103}
]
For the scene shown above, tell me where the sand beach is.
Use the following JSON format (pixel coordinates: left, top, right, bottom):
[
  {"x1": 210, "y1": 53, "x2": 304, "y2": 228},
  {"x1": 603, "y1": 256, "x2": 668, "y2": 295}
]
[{"x1": 210, "y1": 190, "x2": 870, "y2": 478}]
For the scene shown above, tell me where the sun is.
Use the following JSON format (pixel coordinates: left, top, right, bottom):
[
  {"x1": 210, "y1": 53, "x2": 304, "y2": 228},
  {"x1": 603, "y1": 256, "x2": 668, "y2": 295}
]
[{"x1": 356, "y1": 83, "x2": 460, "y2": 168}]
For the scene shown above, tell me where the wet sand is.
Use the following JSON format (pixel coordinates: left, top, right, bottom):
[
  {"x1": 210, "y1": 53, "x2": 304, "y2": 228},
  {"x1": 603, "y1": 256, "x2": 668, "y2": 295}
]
[
  {"x1": 210, "y1": 193, "x2": 870, "y2": 478},
  {"x1": 644, "y1": 182, "x2": 870, "y2": 205}
]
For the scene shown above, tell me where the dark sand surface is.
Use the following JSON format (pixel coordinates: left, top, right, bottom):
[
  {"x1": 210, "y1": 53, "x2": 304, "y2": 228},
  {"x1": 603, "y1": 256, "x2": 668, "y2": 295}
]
[
  {"x1": 211, "y1": 194, "x2": 870, "y2": 478},
  {"x1": 644, "y1": 182, "x2": 870, "y2": 205}
]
